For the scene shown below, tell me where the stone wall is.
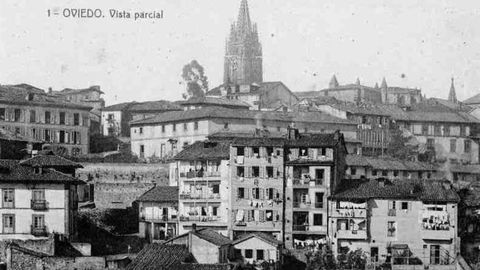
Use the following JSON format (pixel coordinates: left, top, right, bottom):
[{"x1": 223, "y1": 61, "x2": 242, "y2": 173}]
[{"x1": 95, "y1": 182, "x2": 154, "y2": 209}]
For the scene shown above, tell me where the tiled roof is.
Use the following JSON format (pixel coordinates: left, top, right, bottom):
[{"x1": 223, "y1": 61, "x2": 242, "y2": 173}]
[
  {"x1": 464, "y1": 93, "x2": 480, "y2": 105},
  {"x1": 231, "y1": 137, "x2": 286, "y2": 147},
  {"x1": 126, "y1": 244, "x2": 194, "y2": 270},
  {"x1": 192, "y1": 228, "x2": 232, "y2": 246},
  {"x1": 0, "y1": 85, "x2": 91, "y2": 110},
  {"x1": 102, "y1": 102, "x2": 136, "y2": 112},
  {"x1": 285, "y1": 132, "x2": 343, "y2": 147},
  {"x1": 173, "y1": 141, "x2": 231, "y2": 161},
  {"x1": 130, "y1": 107, "x2": 356, "y2": 126},
  {"x1": 136, "y1": 186, "x2": 179, "y2": 202},
  {"x1": 232, "y1": 232, "x2": 281, "y2": 247},
  {"x1": 172, "y1": 264, "x2": 230, "y2": 270},
  {"x1": 129, "y1": 100, "x2": 182, "y2": 112},
  {"x1": 450, "y1": 164, "x2": 480, "y2": 174},
  {"x1": 20, "y1": 154, "x2": 83, "y2": 168},
  {"x1": 208, "y1": 131, "x2": 285, "y2": 140},
  {"x1": 0, "y1": 160, "x2": 84, "y2": 184},
  {"x1": 180, "y1": 97, "x2": 250, "y2": 108},
  {"x1": 332, "y1": 178, "x2": 459, "y2": 203},
  {"x1": 346, "y1": 155, "x2": 437, "y2": 171},
  {"x1": 55, "y1": 86, "x2": 104, "y2": 95}
]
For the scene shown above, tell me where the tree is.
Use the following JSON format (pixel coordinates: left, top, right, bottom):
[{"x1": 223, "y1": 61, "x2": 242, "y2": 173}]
[
  {"x1": 386, "y1": 125, "x2": 419, "y2": 161},
  {"x1": 181, "y1": 60, "x2": 208, "y2": 99},
  {"x1": 306, "y1": 244, "x2": 337, "y2": 270}
]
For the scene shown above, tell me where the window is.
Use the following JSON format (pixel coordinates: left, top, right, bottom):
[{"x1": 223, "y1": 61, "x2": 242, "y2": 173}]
[
  {"x1": 426, "y1": 138, "x2": 435, "y2": 150},
  {"x1": 382, "y1": 171, "x2": 388, "y2": 176},
  {"x1": 29, "y1": 110, "x2": 36, "y2": 123},
  {"x1": 401, "y1": 202, "x2": 408, "y2": 210},
  {"x1": 237, "y1": 166, "x2": 244, "y2": 177},
  {"x1": 315, "y1": 169, "x2": 324, "y2": 180},
  {"x1": 277, "y1": 126, "x2": 281, "y2": 132},
  {"x1": 59, "y1": 112, "x2": 66, "y2": 125},
  {"x1": 252, "y1": 166, "x2": 260, "y2": 177},
  {"x1": 172, "y1": 124, "x2": 176, "y2": 132},
  {"x1": 212, "y1": 207, "x2": 218, "y2": 216},
  {"x1": 421, "y1": 124, "x2": 428, "y2": 135},
  {"x1": 450, "y1": 139, "x2": 456, "y2": 153},
  {"x1": 256, "y1": 250, "x2": 264, "y2": 260},
  {"x1": 253, "y1": 147, "x2": 260, "y2": 156},
  {"x1": 32, "y1": 215, "x2": 45, "y2": 229},
  {"x1": 237, "y1": 187, "x2": 245, "y2": 199},
  {"x1": 3, "y1": 189, "x2": 14, "y2": 208},
  {"x1": 140, "y1": 145, "x2": 145, "y2": 158},
  {"x1": 266, "y1": 188, "x2": 274, "y2": 200},
  {"x1": 245, "y1": 249, "x2": 253, "y2": 259},
  {"x1": 388, "y1": 201, "x2": 396, "y2": 210},
  {"x1": 393, "y1": 170, "x2": 399, "y2": 177},
  {"x1": 372, "y1": 170, "x2": 378, "y2": 176},
  {"x1": 73, "y1": 113, "x2": 79, "y2": 126},
  {"x1": 313, "y1": 214, "x2": 323, "y2": 226},
  {"x1": 212, "y1": 184, "x2": 220, "y2": 194},
  {"x1": 194, "y1": 121, "x2": 199, "y2": 130},
  {"x1": 139, "y1": 127, "x2": 143, "y2": 134},
  {"x1": 161, "y1": 125, "x2": 165, "y2": 133},
  {"x1": 183, "y1": 123, "x2": 188, "y2": 131},
  {"x1": 252, "y1": 188, "x2": 260, "y2": 199},
  {"x1": 44, "y1": 130, "x2": 51, "y2": 142},
  {"x1": 266, "y1": 210, "x2": 273, "y2": 221},
  {"x1": 2, "y1": 214, "x2": 14, "y2": 233},
  {"x1": 387, "y1": 221, "x2": 396, "y2": 237},
  {"x1": 107, "y1": 113, "x2": 114, "y2": 120},
  {"x1": 465, "y1": 140, "x2": 471, "y2": 153},
  {"x1": 237, "y1": 147, "x2": 245, "y2": 156},
  {"x1": 315, "y1": 193, "x2": 324, "y2": 208},
  {"x1": 13, "y1": 109, "x2": 21, "y2": 122},
  {"x1": 32, "y1": 189, "x2": 45, "y2": 202},
  {"x1": 430, "y1": 245, "x2": 441, "y2": 265},
  {"x1": 59, "y1": 131, "x2": 65, "y2": 143},
  {"x1": 460, "y1": 125, "x2": 466, "y2": 136},
  {"x1": 0, "y1": 108, "x2": 5, "y2": 120},
  {"x1": 224, "y1": 123, "x2": 229, "y2": 129},
  {"x1": 266, "y1": 167, "x2": 274, "y2": 178},
  {"x1": 350, "y1": 168, "x2": 357, "y2": 175}
]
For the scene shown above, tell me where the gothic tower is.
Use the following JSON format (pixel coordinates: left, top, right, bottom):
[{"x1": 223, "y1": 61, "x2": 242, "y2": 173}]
[
  {"x1": 224, "y1": 0, "x2": 263, "y2": 85},
  {"x1": 448, "y1": 77, "x2": 458, "y2": 103}
]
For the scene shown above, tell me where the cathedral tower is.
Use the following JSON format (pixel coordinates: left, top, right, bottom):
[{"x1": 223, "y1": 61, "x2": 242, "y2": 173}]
[{"x1": 224, "y1": 0, "x2": 263, "y2": 86}]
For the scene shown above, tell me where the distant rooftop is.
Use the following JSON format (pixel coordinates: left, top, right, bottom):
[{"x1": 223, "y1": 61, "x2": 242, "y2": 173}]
[
  {"x1": 136, "y1": 186, "x2": 179, "y2": 203},
  {"x1": 180, "y1": 96, "x2": 250, "y2": 109}
]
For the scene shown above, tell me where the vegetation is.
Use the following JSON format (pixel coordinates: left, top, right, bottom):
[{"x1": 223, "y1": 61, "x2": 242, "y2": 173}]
[
  {"x1": 386, "y1": 125, "x2": 419, "y2": 161},
  {"x1": 181, "y1": 60, "x2": 209, "y2": 99},
  {"x1": 305, "y1": 245, "x2": 368, "y2": 270}
]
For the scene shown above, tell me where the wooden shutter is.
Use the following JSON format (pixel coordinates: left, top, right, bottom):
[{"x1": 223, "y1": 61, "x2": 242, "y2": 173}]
[
  {"x1": 245, "y1": 188, "x2": 250, "y2": 199},
  {"x1": 259, "y1": 210, "x2": 265, "y2": 222},
  {"x1": 259, "y1": 188, "x2": 264, "y2": 200},
  {"x1": 273, "y1": 210, "x2": 279, "y2": 221}
]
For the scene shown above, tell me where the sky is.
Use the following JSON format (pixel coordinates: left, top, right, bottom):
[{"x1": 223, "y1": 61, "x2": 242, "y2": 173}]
[{"x1": 1, "y1": 0, "x2": 480, "y2": 105}]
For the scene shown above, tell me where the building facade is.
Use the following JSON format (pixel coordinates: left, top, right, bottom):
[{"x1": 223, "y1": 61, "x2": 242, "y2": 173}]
[
  {"x1": 329, "y1": 178, "x2": 460, "y2": 270},
  {"x1": 0, "y1": 85, "x2": 91, "y2": 155}
]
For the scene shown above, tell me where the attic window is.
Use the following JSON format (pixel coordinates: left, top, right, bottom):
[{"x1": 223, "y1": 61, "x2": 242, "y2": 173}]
[
  {"x1": 34, "y1": 167, "x2": 42, "y2": 174},
  {"x1": 27, "y1": 93, "x2": 34, "y2": 101}
]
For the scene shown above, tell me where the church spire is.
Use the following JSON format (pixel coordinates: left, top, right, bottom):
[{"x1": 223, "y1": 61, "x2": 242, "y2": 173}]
[
  {"x1": 448, "y1": 77, "x2": 458, "y2": 103},
  {"x1": 381, "y1": 77, "x2": 388, "y2": 104},
  {"x1": 237, "y1": 0, "x2": 252, "y2": 35},
  {"x1": 329, "y1": 74, "x2": 339, "y2": 88}
]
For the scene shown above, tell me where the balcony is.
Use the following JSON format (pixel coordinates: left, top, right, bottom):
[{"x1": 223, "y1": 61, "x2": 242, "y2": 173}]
[
  {"x1": 31, "y1": 200, "x2": 48, "y2": 211},
  {"x1": 31, "y1": 226, "x2": 48, "y2": 237},
  {"x1": 293, "y1": 201, "x2": 311, "y2": 209},
  {"x1": 292, "y1": 178, "x2": 324, "y2": 187},
  {"x1": 179, "y1": 216, "x2": 220, "y2": 223},
  {"x1": 331, "y1": 208, "x2": 367, "y2": 218},
  {"x1": 421, "y1": 228, "x2": 453, "y2": 240},
  {"x1": 179, "y1": 171, "x2": 221, "y2": 179},
  {"x1": 140, "y1": 215, "x2": 177, "y2": 223},
  {"x1": 179, "y1": 193, "x2": 221, "y2": 200},
  {"x1": 336, "y1": 229, "x2": 367, "y2": 239}
]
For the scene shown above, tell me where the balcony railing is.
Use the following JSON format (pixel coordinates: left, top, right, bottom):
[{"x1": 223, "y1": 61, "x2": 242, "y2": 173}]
[
  {"x1": 140, "y1": 215, "x2": 177, "y2": 222},
  {"x1": 292, "y1": 178, "x2": 324, "y2": 186},
  {"x1": 179, "y1": 216, "x2": 219, "y2": 222},
  {"x1": 293, "y1": 201, "x2": 311, "y2": 208},
  {"x1": 31, "y1": 200, "x2": 48, "y2": 211},
  {"x1": 179, "y1": 193, "x2": 221, "y2": 200},
  {"x1": 31, "y1": 226, "x2": 48, "y2": 237},
  {"x1": 180, "y1": 171, "x2": 221, "y2": 179},
  {"x1": 331, "y1": 208, "x2": 367, "y2": 218},
  {"x1": 293, "y1": 225, "x2": 309, "y2": 231}
]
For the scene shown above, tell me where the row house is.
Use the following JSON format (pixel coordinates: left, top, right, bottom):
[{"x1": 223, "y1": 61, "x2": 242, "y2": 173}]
[
  {"x1": 345, "y1": 154, "x2": 438, "y2": 180},
  {"x1": 329, "y1": 178, "x2": 460, "y2": 270},
  {"x1": 169, "y1": 140, "x2": 231, "y2": 235},
  {"x1": 130, "y1": 106, "x2": 357, "y2": 161},
  {"x1": 229, "y1": 137, "x2": 286, "y2": 241},
  {"x1": 0, "y1": 84, "x2": 91, "y2": 155},
  {"x1": 284, "y1": 130, "x2": 347, "y2": 251},
  {"x1": 0, "y1": 153, "x2": 84, "y2": 241},
  {"x1": 136, "y1": 186, "x2": 179, "y2": 242}
]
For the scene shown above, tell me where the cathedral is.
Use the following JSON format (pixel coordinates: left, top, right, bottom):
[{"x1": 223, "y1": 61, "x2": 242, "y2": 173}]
[{"x1": 223, "y1": 0, "x2": 263, "y2": 86}]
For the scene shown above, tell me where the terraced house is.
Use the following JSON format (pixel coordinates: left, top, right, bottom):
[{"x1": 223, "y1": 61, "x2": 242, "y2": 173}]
[
  {"x1": 0, "y1": 84, "x2": 91, "y2": 155},
  {"x1": 329, "y1": 178, "x2": 460, "y2": 270}
]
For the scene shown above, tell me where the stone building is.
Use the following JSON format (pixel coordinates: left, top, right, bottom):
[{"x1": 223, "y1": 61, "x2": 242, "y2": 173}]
[
  {"x1": 0, "y1": 84, "x2": 91, "y2": 155},
  {"x1": 329, "y1": 178, "x2": 460, "y2": 270},
  {"x1": 51, "y1": 85, "x2": 105, "y2": 112},
  {"x1": 136, "y1": 186, "x2": 179, "y2": 243},
  {"x1": 284, "y1": 130, "x2": 347, "y2": 250}
]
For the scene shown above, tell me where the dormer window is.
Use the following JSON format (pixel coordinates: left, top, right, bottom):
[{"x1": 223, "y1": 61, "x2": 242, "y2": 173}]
[
  {"x1": 27, "y1": 93, "x2": 34, "y2": 101},
  {"x1": 34, "y1": 167, "x2": 42, "y2": 174}
]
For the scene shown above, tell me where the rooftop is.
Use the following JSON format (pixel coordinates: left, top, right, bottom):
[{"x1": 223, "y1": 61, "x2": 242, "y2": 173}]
[
  {"x1": 129, "y1": 100, "x2": 182, "y2": 112},
  {"x1": 54, "y1": 85, "x2": 104, "y2": 95},
  {"x1": 0, "y1": 160, "x2": 84, "y2": 185},
  {"x1": 20, "y1": 154, "x2": 83, "y2": 168},
  {"x1": 464, "y1": 93, "x2": 480, "y2": 105},
  {"x1": 332, "y1": 178, "x2": 459, "y2": 203},
  {"x1": 192, "y1": 228, "x2": 232, "y2": 246},
  {"x1": 179, "y1": 96, "x2": 250, "y2": 108},
  {"x1": 232, "y1": 232, "x2": 281, "y2": 247},
  {"x1": 126, "y1": 244, "x2": 194, "y2": 270},
  {"x1": 346, "y1": 155, "x2": 437, "y2": 171},
  {"x1": 173, "y1": 141, "x2": 230, "y2": 161},
  {"x1": 136, "y1": 186, "x2": 179, "y2": 203},
  {"x1": 130, "y1": 106, "x2": 356, "y2": 126}
]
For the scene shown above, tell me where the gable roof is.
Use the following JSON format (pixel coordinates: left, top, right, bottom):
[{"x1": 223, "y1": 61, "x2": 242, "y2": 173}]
[
  {"x1": 102, "y1": 102, "x2": 136, "y2": 112},
  {"x1": 56, "y1": 86, "x2": 104, "y2": 95},
  {"x1": 464, "y1": 93, "x2": 480, "y2": 105},
  {"x1": 129, "y1": 100, "x2": 182, "y2": 112},
  {"x1": 126, "y1": 244, "x2": 194, "y2": 270},
  {"x1": 0, "y1": 160, "x2": 84, "y2": 184},
  {"x1": 232, "y1": 232, "x2": 281, "y2": 247},
  {"x1": 136, "y1": 186, "x2": 179, "y2": 203},
  {"x1": 180, "y1": 97, "x2": 250, "y2": 109},
  {"x1": 332, "y1": 178, "x2": 459, "y2": 203},
  {"x1": 192, "y1": 228, "x2": 232, "y2": 246},
  {"x1": 173, "y1": 141, "x2": 230, "y2": 161},
  {"x1": 20, "y1": 154, "x2": 83, "y2": 168},
  {"x1": 130, "y1": 107, "x2": 356, "y2": 126},
  {"x1": 346, "y1": 155, "x2": 437, "y2": 171},
  {"x1": 171, "y1": 264, "x2": 230, "y2": 270}
]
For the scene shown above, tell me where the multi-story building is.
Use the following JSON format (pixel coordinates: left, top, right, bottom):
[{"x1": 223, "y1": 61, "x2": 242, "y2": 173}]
[
  {"x1": 0, "y1": 84, "x2": 91, "y2": 155},
  {"x1": 345, "y1": 154, "x2": 438, "y2": 180},
  {"x1": 101, "y1": 100, "x2": 180, "y2": 137},
  {"x1": 329, "y1": 178, "x2": 460, "y2": 270},
  {"x1": 0, "y1": 154, "x2": 83, "y2": 241},
  {"x1": 229, "y1": 136, "x2": 285, "y2": 241},
  {"x1": 136, "y1": 185, "x2": 179, "y2": 242},
  {"x1": 51, "y1": 85, "x2": 105, "y2": 112},
  {"x1": 284, "y1": 130, "x2": 347, "y2": 250},
  {"x1": 130, "y1": 107, "x2": 357, "y2": 160},
  {"x1": 169, "y1": 140, "x2": 231, "y2": 235}
]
